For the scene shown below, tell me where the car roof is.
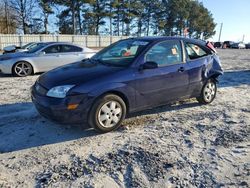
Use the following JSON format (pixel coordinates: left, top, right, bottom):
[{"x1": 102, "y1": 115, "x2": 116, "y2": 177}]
[
  {"x1": 127, "y1": 36, "x2": 206, "y2": 45},
  {"x1": 42, "y1": 42, "x2": 83, "y2": 49},
  {"x1": 43, "y1": 42, "x2": 77, "y2": 45}
]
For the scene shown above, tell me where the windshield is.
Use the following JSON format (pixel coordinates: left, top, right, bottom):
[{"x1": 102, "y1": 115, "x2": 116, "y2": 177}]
[
  {"x1": 27, "y1": 43, "x2": 48, "y2": 53},
  {"x1": 92, "y1": 39, "x2": 150, "y2": 67},
  {"x1": 21, "y1": 43, "x2": 33, "y2": 49}
]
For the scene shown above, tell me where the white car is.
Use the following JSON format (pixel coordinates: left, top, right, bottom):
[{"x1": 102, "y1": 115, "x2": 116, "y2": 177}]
[
  {"x1": 0, "y1": 42, "x2": 97, "y2": 76},
  {"x1": 231, "y1": 42, "x2": 246, "y2": 49}
]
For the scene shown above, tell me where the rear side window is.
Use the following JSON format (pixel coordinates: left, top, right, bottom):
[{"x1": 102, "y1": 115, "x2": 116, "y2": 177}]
[
  {"x1": 185, "y1": 43, "x2": 208, "y2": 60},
  {"x1": 60, "y1": 45, "x2": 82, "y2": 53},
  {"x1": 43, "y1": 45, "x2": 61, "y2": 54},
  {"x1": 145, "y1": 40, "x2": 183, "y2": 67}
]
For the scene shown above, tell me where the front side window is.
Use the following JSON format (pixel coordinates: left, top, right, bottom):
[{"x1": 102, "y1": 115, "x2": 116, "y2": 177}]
[
  {"x1": 28, "y1": 43, "x2": 48, "y2": 53},
  {"x1": 22, "y1": 42, "x2": 33, "y2": 49},
  {"x1": 92, "y1": 39, "x2": 149, "y2": 67},
  {"x1": 185, "y1": 43, "x2": 208, "y2": 60},
  {"x1": 145, "y1": 40, "x2": 183, "y2": 66}
]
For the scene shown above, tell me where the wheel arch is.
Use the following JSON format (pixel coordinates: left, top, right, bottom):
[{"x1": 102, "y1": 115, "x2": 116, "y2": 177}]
[
  {"x1": 208, "y1": 73, "x2": 222, "y2": 82},
  {"x1": 96, "y1": 90, "x2": 130, "y2": 115}
]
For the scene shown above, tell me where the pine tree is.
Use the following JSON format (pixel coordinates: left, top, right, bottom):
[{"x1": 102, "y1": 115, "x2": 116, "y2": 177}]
[{"x1": 39, "y1": 0, "x2": 54, "y2": 34}]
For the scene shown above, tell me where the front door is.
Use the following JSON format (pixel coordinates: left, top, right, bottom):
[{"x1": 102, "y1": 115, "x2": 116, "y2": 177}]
[{"x1": 135, "y1": 40, "x2": 189, "y2": 109}]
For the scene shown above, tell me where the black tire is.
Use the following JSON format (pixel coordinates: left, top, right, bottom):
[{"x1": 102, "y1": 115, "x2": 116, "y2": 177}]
[
  {"x1": 88, "y1": 94, "x2": 126, "y2": 133},
  {"x1": 196, "y1": 79, "x2": 217, "y2": 104},
  {"x1": 13, "y1": 61, "x2": 33, "y2": 77}
]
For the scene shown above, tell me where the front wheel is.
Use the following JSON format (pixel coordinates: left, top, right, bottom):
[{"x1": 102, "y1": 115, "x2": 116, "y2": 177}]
[
  {"x1": 13, "y1": 61, "x2": 33, "y2": 77},
  {"x1": 197, "y1": 79, "x2": 217, "y2": 104},
  {"x1": 88, "y1": 94, "x2": 126, "y2": 133}
]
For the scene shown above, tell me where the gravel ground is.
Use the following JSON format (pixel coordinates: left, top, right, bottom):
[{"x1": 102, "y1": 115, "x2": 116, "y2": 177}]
[{"x1": 0, "y1": 49, "x2": 249, "y2": 187}]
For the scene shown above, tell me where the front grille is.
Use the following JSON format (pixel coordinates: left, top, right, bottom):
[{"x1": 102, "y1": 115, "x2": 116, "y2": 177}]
[{"x1": 35, "y1": 82, "x2": 48, "y2": 96}]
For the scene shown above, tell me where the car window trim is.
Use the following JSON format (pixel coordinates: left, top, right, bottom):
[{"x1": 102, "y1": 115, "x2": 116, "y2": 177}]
[{"x1": 144, "y1": 39, "x2": 185, "y2": 67}]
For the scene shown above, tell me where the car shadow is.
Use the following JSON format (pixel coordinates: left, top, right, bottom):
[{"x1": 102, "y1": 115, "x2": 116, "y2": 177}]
[
  {"x1": 0, "y1": 101, "x2": 202, "y2": 153},
  {"x1": 0, "y1": 73, "x2": 13, "y2": 77},
  {"x1": 0, "y1": 102, "x2": 98, "y2": 153},
  {"x1": 128, "y1": 100, "x2": 200, "y2": 119},
  {"x1": 219, "y1": 70, "x2": 250, "y2": 87},
  {"x1": 0, "y1": 72, "x2": 43, "y2": 78}
]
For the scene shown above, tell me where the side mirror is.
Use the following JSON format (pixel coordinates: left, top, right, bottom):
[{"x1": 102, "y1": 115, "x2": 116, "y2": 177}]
[{"x1": 140, "y1": 61, "x2": 158, "y2": 70}]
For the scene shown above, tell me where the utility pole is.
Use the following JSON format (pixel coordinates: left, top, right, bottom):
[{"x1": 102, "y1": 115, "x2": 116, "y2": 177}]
[{"x1": 218, "y1": 23, "x2": 223, "y2": 42}]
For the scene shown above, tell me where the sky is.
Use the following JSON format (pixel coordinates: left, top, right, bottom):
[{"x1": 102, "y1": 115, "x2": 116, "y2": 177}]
[
  {"x1": 200, "y1": 0, "x2": 250, "y2": 43},
  {"x1": 47, "y1": 0, "x2": 250, "y2": 43}
]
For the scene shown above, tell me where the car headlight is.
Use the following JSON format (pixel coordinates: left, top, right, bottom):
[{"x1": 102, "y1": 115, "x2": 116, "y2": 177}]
[
  {"x1": 46, "y1": 85, "x2": 75, "y2": 98},
  {"x1": 0, "y1": 57, "x2": 11, "y2": 61}
]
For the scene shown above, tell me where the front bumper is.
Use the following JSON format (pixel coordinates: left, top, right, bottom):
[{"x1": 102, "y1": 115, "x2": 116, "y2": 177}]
[
  {"x1": 31, "y1": 84, "x2": 94, "y2": 124},
  {"x1": 0, "y1": 60, "x2": 13, "y2": 74}
]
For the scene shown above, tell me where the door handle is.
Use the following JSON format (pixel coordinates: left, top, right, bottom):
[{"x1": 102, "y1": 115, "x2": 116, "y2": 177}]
[{"x1": 178, "y1": 67, "x2": 185, "y2": 72}]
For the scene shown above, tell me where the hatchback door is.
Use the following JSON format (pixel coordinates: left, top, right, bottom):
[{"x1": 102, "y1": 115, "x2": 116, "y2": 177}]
[{"x1": 134, "y1": 40, "x2": 190, "y2": 109}]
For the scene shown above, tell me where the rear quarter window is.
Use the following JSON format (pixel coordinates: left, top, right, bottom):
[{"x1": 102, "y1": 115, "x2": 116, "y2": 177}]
[
  {"x1": 60, "y1": 45, "x2": 83, "y2": 53},
  {"x1": 185, "y1": 43, "x2": 211, "y2": 60}
]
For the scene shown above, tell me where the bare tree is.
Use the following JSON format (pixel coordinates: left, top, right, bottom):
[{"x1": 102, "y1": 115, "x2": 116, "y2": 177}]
[
  {"x1": 9, "y1": 0, "x2": 37, "y2": 34},
  {"x1": 39, "y1": 0, "x2": 54, "y2": 34},
  {"x1": 0, "y1": 0, "x2": 17, "y2": 34}
]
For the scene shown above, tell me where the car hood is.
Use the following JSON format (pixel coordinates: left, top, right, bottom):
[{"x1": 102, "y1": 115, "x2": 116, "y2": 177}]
[{"x1": 38, "y1": 61, "x2": 125, "y2": 89}]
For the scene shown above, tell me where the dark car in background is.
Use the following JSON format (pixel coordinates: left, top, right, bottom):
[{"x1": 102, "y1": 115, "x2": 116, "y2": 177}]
[
  {"x1": 222, "y1": 41, "x2": 234, "y2": 48},
  {"x1": 31, "y1": 37, "x2": 223, "y2": 133},
  {"x1": 213, "y1": 42, "x2": 223, "y2": 48},
  {"x1": 231, "y1": 42, "x2": 246, "y2": 49}
]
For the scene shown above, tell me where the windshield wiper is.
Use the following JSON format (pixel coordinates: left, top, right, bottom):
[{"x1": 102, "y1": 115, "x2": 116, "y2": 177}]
[
  {"x1": 81, "y1": 58, "x2": 97, "y2": 64},
  {"x1": 90, "y1": 58, "x2": 114, "y2": 66}
]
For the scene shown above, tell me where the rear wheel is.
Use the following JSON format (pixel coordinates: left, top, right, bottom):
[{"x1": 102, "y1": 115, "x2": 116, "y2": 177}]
[
  {"x1": 197, "y1": 79, "x2": 217, "y2": 104},
  {"x1": 88, "y1": 94, "x2": 126, "y2": 133},
  {"x1": 13, "y1": 61, "x2": 33, "y2": 77}
]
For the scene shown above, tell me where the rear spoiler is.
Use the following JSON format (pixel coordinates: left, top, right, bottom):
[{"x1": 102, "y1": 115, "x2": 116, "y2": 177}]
[{"x1": 206, "y1": 42, "x2": 217, "y2": 53}]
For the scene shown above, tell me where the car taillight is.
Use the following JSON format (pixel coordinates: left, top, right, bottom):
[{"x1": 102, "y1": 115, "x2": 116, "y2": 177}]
[{"x1": 206, "y1": 42, "x2": 217, "y2": 53}]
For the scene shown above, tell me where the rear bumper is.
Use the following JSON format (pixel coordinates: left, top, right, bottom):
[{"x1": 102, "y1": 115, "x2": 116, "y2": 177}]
[{"x1": 31, "y1": 85, "x2": 94, "y2": 124}]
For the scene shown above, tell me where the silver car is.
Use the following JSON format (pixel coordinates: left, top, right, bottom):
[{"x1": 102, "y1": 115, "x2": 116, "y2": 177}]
[
  {"x1": 0, "y1": 42, "x2": 96, "y2": 76},
  {"x1": 3, "y1": 42, "x2": 43, "y2": 54}
]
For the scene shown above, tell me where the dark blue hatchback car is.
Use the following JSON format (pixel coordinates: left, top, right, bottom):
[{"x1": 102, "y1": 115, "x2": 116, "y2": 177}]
[{"x1": 31, "y1": 37, "x2": 223, "y2": 133}]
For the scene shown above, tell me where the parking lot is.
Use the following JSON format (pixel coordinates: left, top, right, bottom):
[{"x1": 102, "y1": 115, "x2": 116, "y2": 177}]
[{"x1": 0, "y1": 49, "x2": 249, "y2": 187}]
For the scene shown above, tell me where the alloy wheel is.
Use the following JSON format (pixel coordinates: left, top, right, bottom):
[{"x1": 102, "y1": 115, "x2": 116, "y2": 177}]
[
  {"x1": 97, "y1": 101, "x2": 122, "y2": 128},
  {"x1": 203, "y1": 82, "x2": 216, "y2": 102},
  {"x1": 14, "y1": 62, "x2": 32, "y2": 77}
]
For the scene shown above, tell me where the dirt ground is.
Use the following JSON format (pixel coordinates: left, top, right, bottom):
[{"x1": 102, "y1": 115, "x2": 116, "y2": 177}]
[{"x1": 0, "y1": 49, "x2": 249, "y2": 187}]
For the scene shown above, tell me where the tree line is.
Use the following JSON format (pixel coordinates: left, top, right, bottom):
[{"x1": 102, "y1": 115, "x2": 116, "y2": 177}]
[{"x1": 0, "y1": 0, "x2": 216, "y2": 39}]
